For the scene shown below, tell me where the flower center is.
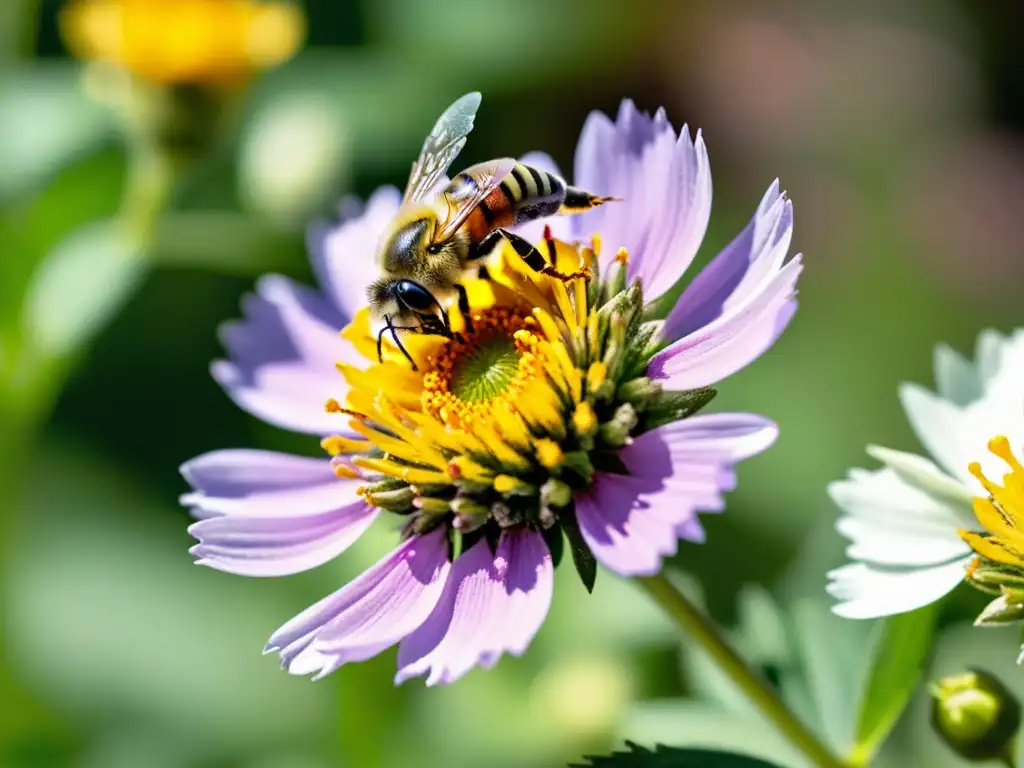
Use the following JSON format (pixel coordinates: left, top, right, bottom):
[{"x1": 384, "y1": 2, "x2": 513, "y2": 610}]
[{"x1": 421, "y1": 307, "x2": 544, "y2": 429}]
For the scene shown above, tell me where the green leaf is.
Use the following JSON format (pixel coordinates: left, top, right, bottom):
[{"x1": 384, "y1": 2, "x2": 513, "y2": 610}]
[
  {"x1": 23, "y1": 220, "x2": 145, "y2": 361},
  {"x1": 570, "y1": 742, "x2": 786, "y2": 767},
  {"x1": 561, "y1": 504, "x2": 597, "y2": 593},
  {"x1": 848, "y1": 603, "x2": 938, "y2": 765},
  {"x1": 0, "y1": 63, "x2": 114, "y2": 201}
]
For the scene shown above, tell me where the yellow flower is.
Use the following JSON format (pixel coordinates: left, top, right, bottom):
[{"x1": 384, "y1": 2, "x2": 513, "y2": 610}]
[
  {"x1": 60, "y1": 0, "x2": 304, "y2": 85},
  {"x1": 960, "y1": 436, "x2": 1024, "y2": 569},
  {"x1": 322, "y1": 235, "x2": 627, "y2": 534}
]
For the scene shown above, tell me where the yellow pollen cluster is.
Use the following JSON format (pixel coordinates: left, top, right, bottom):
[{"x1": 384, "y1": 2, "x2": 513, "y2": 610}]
[
  {"x1": 960, "y1": 436, "x2": 1024, "y2": 568},
  {"x1": 420, "y1": 307, "x2": 545, "y2": 430}
]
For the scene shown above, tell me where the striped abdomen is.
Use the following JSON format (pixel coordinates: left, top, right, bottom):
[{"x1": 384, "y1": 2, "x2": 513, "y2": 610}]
[{"x1": 455, "y1": 162, "x2": 565, "y2": 243}]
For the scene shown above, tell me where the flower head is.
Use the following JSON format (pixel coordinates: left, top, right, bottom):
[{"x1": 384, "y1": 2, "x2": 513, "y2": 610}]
[
  {"x1": 61, "y1": 0, "x2": 304, "y2": 85},
  {"x1": 828, "y1": 329, "x2": 1024, "y2": 619},
  {"x1": 184, "y1": 100, "x2": 799, "y2": 684},
  {"x1": 957, "y1": 437, "x2": 1024, "y2": 657}
]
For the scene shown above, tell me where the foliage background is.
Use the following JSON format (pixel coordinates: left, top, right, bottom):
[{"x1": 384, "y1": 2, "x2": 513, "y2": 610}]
[{"x1": 2, "y1": 0, "x2": 1024, "y2": 766}]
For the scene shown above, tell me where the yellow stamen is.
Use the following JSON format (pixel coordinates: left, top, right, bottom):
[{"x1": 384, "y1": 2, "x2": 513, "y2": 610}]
[
  {"x1": 320, "y1": 435, "x2": 372, "y2": 456},
  {"x1": 587, "y1": 362, "x2": 608, "y2": 393},
  {"x1": 536, "y1": 438, "x2": 564, "y2": 469},
  {"x1": 421, "y1": 307, "x2": 545, "y2": 430},
  {"x1": 614, "y1": 247, "x2": 629, "y2": 264},
  {"x1": 961, "y1": 436, "x2": 1024, "y2": 570},
  {"x1": 573, "y1": 402, "x2": 597, "y2": 437},
  {"x1": 493, "y1": 474, "x2": 518, "y2": 494}
]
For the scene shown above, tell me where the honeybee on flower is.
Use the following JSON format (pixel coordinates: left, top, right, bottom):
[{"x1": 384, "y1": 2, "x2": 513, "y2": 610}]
[{"x1": 183, "y1": 95, "x2": 802, "y2": 684}]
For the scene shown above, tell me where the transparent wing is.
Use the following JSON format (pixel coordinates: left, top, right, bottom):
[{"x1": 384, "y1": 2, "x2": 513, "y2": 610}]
[
  {"x1": 403, "y1": 92, "x2": 483, "y2": 204},
  {"x1": 434, "y1": 158, "x2": 517, "y2": 242}
]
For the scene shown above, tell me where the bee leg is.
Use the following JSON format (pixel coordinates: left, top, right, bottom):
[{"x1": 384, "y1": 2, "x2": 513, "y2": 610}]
[
  {"x1": 378, "y1": 315, "x2": 419, "y2": 371},
  {"x1": 454, "y1": 283, "x2": 473, "y2": 333},
  {"x1": 496, "y1": 228, "x2": 591, "y2": 283}
]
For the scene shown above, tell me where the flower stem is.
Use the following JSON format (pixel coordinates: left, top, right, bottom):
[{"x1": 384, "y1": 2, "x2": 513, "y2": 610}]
[{"x1": 637, "y1": 573, "x2": 848, "y2": 768}]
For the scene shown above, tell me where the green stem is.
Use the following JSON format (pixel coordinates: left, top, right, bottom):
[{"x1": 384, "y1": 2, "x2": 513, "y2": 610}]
[{"x1": 637, "y1": 573, "x2": 848, "y2": 768}]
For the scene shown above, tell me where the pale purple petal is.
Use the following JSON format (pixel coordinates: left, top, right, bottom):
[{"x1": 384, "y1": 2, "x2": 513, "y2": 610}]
[
  {"x1": 512, "y1": 152, "x2": 572, "y2": 244},
  {"x1": 648, "y1": 257, "x2": 802, "y2": 390},
  {"x1": 572, "y1": 101, "x2": 712, "y2": 302},
  {"x1": 308, "y1": 186, "x2": 402, "y2": 320},
  {"x1": 395, "y1": 530, "x2": 553, "y2": 686},
  {"x1": 214, "y1": 275, "x2": 360, "y2": 435},
  {"x1": 180, "y1": 449, "x2": 360, "y2": 518},
  {"x1": 574, "y1": 473, "x2": 699, "y2": 577},
  {"x1": 662, "y1": 180, "x2": 793, "y2": 343},
  {"x1": 188, "y1": 499, "x2": 378, "y2": 578},
  {"x1": 574, "y1": 414, "x2": 776, "y2": 576},
  {"x1": 265, "y1": 528, "x2": 451, "y2": 679}
]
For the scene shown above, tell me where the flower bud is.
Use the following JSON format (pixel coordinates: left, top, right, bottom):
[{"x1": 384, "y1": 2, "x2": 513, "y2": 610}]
[
  {"x1": 975, "y1": 592, "x2": 1024, "y2": 627},
  {"x1": 930, "y1": 669, "x2": 1021, "y2": 762}
]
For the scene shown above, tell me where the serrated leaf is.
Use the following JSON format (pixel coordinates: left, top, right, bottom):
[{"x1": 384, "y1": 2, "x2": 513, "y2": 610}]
[
  {"x1": 561, "y1": 504, "x2": 597, "y2": 593},
  {"x1": 848, "y1": 603, "x2": 938, "y2": 765},
  {"x1": 570, "y1": 742, "x2": 786, "y2": 767},
  {"x1": 23, "y1": 221, "x2": 145, "y2": 361}
]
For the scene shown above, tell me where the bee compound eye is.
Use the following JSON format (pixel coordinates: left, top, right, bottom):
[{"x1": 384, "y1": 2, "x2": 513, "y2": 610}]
[
  {"x1": 426, "y1": 243, "x2": 442, "y2": 254},
  {"x1": 396, "y1": 281, "x2": 435, "y2": 312}
]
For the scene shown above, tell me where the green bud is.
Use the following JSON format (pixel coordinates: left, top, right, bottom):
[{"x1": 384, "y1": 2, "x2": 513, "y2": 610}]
[
  {"x1": 602, "y1": 251, "x2": 629, "y2": 304},
  {"x1": 976, "y1": 593, "x2": 1024, "y2": 627},
  {"x1": 541, "y1": 478, "x2": 573, "y2": 509},
  {"x1": 930, "y1": 669, "x2": 1021, "y2": 762},
  {"x1": 561, "y1": 451, "x2": 595, "y2": 485},
  {"x1": 362, "y1": 483, "x2": 414, "y2": 510},
  {"x1": 412, "y1": 496, "x2": 452, "y2": 515},
  {"x1": 968, "y1": 561, "x2": 1024, "y2": 595},
  {"x1": 617, "y1": 377, "x2": 662, "y2": 408},
  {"x1": 599, "y1": 403, "x2": 638, "y2": 447},
  {"x1": 451, "y1": 496, "x2": 490, "y2": 533}
]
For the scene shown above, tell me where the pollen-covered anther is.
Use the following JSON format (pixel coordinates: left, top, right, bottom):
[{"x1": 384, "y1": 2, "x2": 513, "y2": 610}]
[
  {"x1": 421, "y1": 306, "x2": 546, "y2": 430},
  {"x1": 614, "y1": 247, "x2": 629, "y2": 265},
  {"x1": 573, "y1": 402, "x2": 597, "y2": 437},
  {"x1": 494, "y1": 474, "x2": 535, "y2": 496},
  {"x1": 329, "y1": 455, "x2": 360, "y2": 479},
  {"x1": 535, "y1": 438, "x2": 564, "y2": 469}
]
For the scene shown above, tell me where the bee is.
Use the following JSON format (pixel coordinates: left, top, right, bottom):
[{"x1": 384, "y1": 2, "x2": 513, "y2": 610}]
[{"x1": 368, "y1": 92, "x2": 616, "y2": 367}]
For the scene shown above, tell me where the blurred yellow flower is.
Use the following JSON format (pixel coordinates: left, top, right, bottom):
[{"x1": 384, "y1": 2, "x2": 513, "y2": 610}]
[{"x1": 60, "y1": 0, "x2": 305, "y2": 85}]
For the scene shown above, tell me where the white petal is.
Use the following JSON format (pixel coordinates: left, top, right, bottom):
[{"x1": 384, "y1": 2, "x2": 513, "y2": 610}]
[{"x1": 827, "y1": 559, "x2": 969, "y2": 619}]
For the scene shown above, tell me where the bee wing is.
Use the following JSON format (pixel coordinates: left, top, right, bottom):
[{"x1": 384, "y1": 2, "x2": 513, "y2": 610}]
[
  {"x1": 433, "y1": 158, "x2": 517, "y2": 242},
  {"x1": 403, "y1": 92, "x2": 482, "y2": 204}
]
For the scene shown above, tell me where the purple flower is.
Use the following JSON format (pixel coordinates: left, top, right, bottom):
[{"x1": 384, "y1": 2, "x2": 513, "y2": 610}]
[{"x1": 183, "y1": 98, "x2": 799, "y2": 684}]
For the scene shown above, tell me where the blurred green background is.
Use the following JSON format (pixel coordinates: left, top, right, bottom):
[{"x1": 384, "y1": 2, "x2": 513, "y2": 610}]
[{"x1": 2, "y1": 0, "x2": 1024, "y2": 766}]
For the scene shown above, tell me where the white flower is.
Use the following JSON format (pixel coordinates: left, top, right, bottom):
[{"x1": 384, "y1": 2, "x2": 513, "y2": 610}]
[{"x1": 827, "y1": 329, "x2": 1024, "y2": 619}]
